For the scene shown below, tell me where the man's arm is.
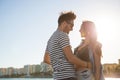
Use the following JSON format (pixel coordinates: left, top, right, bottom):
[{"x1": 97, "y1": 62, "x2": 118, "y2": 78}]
[
  {"x1": 43, "y1": 51, "x2": 51, "y2": 64},
  {"x1": 63, "y1": 45, "x2": 91, "y2": 68}
]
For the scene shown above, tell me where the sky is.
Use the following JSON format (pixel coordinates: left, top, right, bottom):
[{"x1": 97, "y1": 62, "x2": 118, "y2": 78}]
[{"x1": 0, "y1": 0, "x2": 120, "y2": 68}]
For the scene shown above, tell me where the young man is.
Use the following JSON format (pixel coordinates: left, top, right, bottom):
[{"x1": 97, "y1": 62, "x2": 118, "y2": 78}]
[{"x1": 43, "y1": 11, "x2": 91, "y2": 80}]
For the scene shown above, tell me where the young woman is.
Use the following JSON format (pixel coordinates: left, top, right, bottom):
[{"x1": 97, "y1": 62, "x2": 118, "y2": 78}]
[{"x1": 74, "y1": 21, "x2": 105, "y2": 80}]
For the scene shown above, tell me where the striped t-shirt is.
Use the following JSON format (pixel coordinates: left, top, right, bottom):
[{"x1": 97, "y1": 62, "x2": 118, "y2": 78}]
[{"x1": 46, "y1": 29, "x2": 76, "y2": 80}]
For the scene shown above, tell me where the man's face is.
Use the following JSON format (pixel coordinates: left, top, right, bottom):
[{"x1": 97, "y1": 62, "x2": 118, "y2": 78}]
[{"x1": 64, "y1": 20, "x2": 74, "y2": 34}]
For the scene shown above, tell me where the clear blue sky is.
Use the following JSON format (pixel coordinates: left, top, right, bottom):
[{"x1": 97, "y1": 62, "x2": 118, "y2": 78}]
[{"x1": 0, "y1": 0, "x2": 120, "y2": 68}]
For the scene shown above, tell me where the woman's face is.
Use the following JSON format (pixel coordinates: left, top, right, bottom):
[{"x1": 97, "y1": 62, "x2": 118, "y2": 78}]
[
  {"x1": 79, "y1": 25, "x2": 87, "y2": 38},
  {"x1": 80, "y1": 24, "x2": 97, "y2": 42},
  {"x1": 80, "y1": 21, "x2": 97, "y2": 42}
]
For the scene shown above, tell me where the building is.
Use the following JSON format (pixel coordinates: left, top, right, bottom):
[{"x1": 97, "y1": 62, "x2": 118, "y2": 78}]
[{"x1": 103, "y1": 63, "x2": 118, "y2": 74}]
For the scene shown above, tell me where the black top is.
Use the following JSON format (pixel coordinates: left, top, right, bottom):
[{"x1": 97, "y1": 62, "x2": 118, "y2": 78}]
[
  {"x1": 74, "y1": 45, "x2": 90, "y2": 62},
  {"x1": 74, "y1": 41, "x2": 102, "y2": 62}
]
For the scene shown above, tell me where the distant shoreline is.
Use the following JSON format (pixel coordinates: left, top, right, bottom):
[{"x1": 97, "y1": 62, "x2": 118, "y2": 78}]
[
  {"x1": 104, "y1": 73, "x2": 120, "y2": 78},
  {"x1": 0, "y1": 74, "x2": 120, "y2": 78}
]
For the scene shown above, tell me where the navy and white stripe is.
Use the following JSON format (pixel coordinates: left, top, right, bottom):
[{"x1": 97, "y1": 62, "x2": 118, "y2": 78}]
[{"x1": 46, "y1": 29, "x2": 76, "y2": 80}]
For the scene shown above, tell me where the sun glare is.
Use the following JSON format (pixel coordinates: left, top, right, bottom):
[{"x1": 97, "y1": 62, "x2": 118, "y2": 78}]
[
  {"x1": 94, "y1": 16, "x2": 116, "y2": 44},
  {"x1": 94, "y1": 15, "x2": 119, "y2": 63}
]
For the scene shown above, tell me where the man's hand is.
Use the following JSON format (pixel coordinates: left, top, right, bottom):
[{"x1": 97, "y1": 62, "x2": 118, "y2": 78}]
[{"x1": 87, "y1": 62, "x2": 92, "y2": 69}]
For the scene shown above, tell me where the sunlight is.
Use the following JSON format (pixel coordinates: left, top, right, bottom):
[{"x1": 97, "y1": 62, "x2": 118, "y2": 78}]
[
  {"x1": 70, "y1": 15, "x2": 117, "y2": 50},
  {"x1": 71, "y1": 13, "x2": 119, "y2": 64},
  {"x1": 94, "y1": 15, "x2": 117, "y2": 45},
  {"x1": 94, "y1": 15, "x2": 119, "y2": 64}
]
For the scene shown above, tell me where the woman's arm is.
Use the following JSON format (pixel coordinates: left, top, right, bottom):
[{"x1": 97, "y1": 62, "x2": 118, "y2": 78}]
[{"x1": 93, "y1": 48, "x2": 101, "y2": 80}]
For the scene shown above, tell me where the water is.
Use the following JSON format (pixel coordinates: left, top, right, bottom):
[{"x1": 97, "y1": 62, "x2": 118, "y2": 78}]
[{"x1": 0, "y1": 78, "x2": 120, "y2": 80}]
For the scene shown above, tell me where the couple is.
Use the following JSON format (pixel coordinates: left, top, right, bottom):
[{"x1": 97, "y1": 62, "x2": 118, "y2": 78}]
[{"x1": 43, "y1": 11, "x2": 105, "y2": 80}]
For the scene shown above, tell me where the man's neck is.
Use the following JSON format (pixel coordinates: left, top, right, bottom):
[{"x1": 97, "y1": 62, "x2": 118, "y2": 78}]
[
  {"x1": 58, "y1": 25, "x2": 69, "y2": 34},
  {"x1": 58, "y1": 27, "x2": 62, "y2": 31},
  {"x1": 58, "y1": 25, "x2": 64, "y2": 31}
]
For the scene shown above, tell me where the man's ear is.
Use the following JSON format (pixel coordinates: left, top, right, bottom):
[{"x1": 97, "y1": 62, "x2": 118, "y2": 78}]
[{"x1": 61, "y1": 21, "x2": 67, "y2": 29}]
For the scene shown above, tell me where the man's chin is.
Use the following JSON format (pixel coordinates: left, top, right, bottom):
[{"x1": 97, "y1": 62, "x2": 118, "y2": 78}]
[{"x1": 67, "y1": 31, "x2": 70, "y2": 34}]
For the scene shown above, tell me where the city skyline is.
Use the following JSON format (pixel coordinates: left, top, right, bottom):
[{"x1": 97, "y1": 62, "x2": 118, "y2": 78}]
[
  {"x1": 0, "y1": 0, "x2": 120, "y2": 68},
  {"x1": 0, "y1": 59, "x2": 120, "y2": 69}
]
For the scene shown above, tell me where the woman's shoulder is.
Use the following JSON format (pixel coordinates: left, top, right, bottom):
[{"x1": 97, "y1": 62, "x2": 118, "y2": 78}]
[{"x1": 95, "y1": 41, "x2": 102, "y2": 57}]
